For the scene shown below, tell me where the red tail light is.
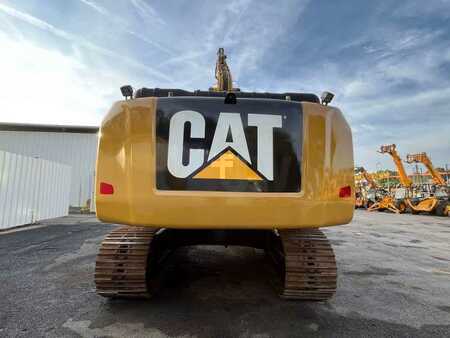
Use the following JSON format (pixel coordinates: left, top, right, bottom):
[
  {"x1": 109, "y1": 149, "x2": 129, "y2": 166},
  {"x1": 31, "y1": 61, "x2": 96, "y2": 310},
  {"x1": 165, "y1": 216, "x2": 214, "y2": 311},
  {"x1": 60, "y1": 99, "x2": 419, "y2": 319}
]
[
  {"x1": 339, "y1": 185, "x2": 351, "y2": 198},
  {"x1": 100, "y1": 182, "x2": 114, "y2": 195}
]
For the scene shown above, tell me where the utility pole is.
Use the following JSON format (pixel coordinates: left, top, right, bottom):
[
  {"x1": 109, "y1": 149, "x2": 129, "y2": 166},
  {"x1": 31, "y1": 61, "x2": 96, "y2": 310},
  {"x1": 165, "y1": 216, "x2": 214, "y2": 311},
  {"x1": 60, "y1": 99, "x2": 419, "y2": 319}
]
[{"x1": 446, "y1": 164, "x2": 449, "y2": 185}]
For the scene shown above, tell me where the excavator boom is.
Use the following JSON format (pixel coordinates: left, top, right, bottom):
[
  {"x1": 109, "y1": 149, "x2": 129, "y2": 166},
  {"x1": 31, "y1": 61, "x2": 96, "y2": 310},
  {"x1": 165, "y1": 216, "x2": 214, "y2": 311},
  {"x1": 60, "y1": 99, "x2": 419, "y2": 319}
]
[{"x1": 211, "y1": 47, "x2": 236, "y2": 92}]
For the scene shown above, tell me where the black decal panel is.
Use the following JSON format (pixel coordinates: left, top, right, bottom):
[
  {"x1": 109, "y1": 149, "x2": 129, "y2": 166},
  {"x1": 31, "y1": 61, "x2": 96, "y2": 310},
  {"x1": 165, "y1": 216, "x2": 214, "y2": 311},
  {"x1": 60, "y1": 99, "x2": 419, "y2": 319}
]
[{"x1": 156, "y1": 97, "x2": 302, "y2": 192}]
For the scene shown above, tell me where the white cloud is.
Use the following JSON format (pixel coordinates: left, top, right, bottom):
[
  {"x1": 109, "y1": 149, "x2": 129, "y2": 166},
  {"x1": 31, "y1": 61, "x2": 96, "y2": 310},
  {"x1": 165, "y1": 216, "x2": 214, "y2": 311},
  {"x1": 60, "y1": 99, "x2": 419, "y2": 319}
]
[
  {"x1": 77, "y1": 0, "x2": 173, "y2": 55},
  {"x1": 0, "y1": 2, "x2": 72, "y2": 39},
  {"x1": 203, "y1": 0, "x2": 311, "y2": 83},
  {"x1": 0, "y1": 0, "x2": 448, "y2": 171},
  {"x1": 78, "y1": 0, "x2": 109, "y2": 17},
  {"x1": 342, "y1": 80, "x2": 378, "y2": 98},
  {"x1": 0, "y1": 32, "x2": 122, "y2": 125},
  {"x1": 355, "y1": 123, "x2": 450, "y2": 172},
  {"x1": 130, "y1": 0, "x2": 166, "y2": 25},
  {"x1": 0, "y1": 3, "x2": 173, "y2": 82},
  {"x1": 353, "y1": 87, "x2": 450, "y2": 114},
  {"x1": 393, "y1": 0, "x2": 450, "y2": 18}
]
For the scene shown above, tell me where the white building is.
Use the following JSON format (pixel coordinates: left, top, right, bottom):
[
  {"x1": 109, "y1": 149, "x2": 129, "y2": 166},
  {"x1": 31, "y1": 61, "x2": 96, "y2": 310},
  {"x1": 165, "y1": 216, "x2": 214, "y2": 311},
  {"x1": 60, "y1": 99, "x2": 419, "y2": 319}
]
[
  {"x1": 0, "y1": 123, "x2": 98, "y2": 208},
  {"x1": 0, "y1": 150, "x2": 72, "y2": 229}
]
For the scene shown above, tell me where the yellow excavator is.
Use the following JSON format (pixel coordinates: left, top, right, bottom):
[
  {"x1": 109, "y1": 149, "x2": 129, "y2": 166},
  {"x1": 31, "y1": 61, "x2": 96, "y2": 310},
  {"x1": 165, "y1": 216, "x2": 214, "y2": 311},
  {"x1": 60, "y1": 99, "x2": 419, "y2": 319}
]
[
  {"x1": 369, "y1": 144, "x2": 410, "y2": 214},
  {"x1": 405, "y1": 152, "x2": 449, "y2": 216},
  {"x1": 94, "y1": 48, "x2": 354, "y2": 301}
]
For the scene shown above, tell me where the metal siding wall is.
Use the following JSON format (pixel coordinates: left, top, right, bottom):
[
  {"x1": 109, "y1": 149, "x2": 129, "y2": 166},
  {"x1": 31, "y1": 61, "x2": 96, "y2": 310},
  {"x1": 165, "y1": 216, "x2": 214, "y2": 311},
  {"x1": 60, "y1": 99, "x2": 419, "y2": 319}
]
[
  {"x1": 0, "y1": 151, "x2": 71, "y2": 229},
  {"x1": 0, "y1": 131, "x2": 97, "y2": 207}
]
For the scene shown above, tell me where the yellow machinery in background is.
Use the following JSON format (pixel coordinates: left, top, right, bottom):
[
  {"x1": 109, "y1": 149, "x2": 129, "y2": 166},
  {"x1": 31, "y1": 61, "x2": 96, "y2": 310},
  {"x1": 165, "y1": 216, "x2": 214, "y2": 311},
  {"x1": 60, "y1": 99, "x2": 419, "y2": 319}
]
[
  {"x1": 354, "y1": 166, "x2": 385, "y2": 209},
  {"x1": 367, "y1": 193, "x2": 405, "y2": 214},
  {"x1": 369, "y1": 144, "x2": 410, "y2": 213},
  {"x1": 406, "y1": 152, "x2": 449, "y2": 216},
  {"x1": 94, "y1": 48, "x2": 354, "y2": 301},
  {"x1": 406, "y1": 153, "x2": 446, "y2": 185},
  {"x1": 354, "y1": 168, "x2": 365, "y2": 208},
  {"x1": 357, "y1": 166, "x2": 378, "y2": 190}
]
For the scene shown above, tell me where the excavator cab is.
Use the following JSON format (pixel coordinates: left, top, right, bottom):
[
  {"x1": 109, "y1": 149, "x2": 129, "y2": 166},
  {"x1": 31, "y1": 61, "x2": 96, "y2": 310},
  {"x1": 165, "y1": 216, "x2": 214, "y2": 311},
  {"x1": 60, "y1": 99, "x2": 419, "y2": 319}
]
[{"x1": 94, "y1": 48, "x2": 355, "y2": 300}]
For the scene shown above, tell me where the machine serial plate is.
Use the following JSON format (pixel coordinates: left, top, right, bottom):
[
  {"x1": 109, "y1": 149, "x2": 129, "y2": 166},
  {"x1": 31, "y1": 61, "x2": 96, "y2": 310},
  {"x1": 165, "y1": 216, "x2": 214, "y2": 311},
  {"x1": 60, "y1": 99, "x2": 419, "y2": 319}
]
[{"x1": 155, "y1": 97, "x2": 302, "y2": 192}]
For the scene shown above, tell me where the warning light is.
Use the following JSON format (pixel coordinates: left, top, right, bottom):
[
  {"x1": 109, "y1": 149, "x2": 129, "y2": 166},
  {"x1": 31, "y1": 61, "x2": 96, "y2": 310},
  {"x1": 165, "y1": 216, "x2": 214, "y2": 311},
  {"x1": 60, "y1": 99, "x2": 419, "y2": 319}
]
[
  {"x1": 120, "y1": 85, "x2": 133, "y2": 100},
  {"x1": 339, "y1": 185, "x2": 351, "y2": 198},
  {"x1": 100, "y1": 182, "x2": 114, "y2": 195},
  {"x1": 321, "y1": 91, "x2": 334, "y2": 106}
]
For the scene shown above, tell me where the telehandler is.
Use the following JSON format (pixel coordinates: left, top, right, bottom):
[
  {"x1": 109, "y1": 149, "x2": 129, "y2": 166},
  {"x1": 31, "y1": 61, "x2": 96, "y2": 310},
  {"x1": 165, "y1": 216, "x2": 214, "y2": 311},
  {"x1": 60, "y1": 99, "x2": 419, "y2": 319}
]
[
  {"x1": 405, "y1": 152, "x2": 448, "y2": 216},
  {"x1": 369, "y1": 145, "x2": 410, "y2": 214},
  {"x1": 354, "y1": 166, "x2": 385, "y2": 209},
  {"x1": 94, "y1": 48, "x2": 354, "y2": 301}
]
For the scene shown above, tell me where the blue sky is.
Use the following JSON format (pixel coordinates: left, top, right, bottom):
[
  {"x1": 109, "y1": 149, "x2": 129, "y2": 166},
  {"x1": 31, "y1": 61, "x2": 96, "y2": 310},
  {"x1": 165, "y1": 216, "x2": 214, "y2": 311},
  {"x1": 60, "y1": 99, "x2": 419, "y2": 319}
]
[{"x1": 0, "y1": 0, "x2": 449, "y2": 171}]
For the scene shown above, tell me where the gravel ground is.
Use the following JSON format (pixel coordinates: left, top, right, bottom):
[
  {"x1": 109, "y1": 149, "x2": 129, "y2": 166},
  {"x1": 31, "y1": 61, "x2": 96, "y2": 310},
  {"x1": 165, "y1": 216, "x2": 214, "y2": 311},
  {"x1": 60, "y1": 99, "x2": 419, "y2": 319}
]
[{"x1": 0, "y1": 211, "x2": 449, "y2": 337}]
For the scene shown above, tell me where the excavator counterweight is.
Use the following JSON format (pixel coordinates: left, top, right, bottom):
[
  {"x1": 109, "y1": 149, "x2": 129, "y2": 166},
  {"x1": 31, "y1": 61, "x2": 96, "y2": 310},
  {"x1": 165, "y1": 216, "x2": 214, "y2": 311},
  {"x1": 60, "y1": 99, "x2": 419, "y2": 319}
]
[{"x1": 94, "y1": 48, "x2": 354, "y2": 301}]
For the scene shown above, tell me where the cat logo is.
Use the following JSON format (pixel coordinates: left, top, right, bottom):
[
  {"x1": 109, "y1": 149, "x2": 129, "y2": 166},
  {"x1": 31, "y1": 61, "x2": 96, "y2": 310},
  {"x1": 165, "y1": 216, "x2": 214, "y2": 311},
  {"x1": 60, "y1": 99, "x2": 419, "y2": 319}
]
[
  {"x1": 167, "y1": 111, "x2": 282, "y2": 181},
  {"x1": 156, "y1": 98, "x2": 302, "y2": 193}
]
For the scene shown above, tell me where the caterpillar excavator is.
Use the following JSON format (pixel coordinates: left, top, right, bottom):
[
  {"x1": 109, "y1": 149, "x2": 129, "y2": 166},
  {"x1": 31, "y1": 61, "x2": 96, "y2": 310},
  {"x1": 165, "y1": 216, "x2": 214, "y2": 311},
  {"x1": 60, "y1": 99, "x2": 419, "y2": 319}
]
[
  {"x1": 405, "y1": 152, "x2": 449, "y2": 216},
  {"x1": 94, "y1": 48, "x2": 354, "y2": 301},
  {"x1": 369, "y1": 145, "x2": 409, "y2": 214}
]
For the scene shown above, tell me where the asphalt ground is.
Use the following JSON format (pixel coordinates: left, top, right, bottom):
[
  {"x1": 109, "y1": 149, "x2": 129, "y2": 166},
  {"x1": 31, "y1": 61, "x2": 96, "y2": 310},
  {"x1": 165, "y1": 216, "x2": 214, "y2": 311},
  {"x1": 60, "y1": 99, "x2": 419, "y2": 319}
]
[{"x1": 0, "y1": 211, "x2": 449, "y2": 337}]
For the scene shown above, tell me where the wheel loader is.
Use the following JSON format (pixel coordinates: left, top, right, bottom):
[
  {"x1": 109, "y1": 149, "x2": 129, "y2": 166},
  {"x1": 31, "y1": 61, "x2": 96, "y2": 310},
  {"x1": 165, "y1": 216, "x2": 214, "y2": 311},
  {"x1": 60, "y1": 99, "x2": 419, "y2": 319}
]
[{"x1": 94, "y1": 48, "x2": 354, "y2": 301}]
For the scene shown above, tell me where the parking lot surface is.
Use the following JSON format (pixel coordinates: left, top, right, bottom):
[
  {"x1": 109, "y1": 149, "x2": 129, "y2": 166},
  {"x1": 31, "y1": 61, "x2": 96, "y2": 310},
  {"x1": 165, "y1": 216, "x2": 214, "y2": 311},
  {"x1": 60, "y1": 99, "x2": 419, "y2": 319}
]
[{"x1": 0, "y1": 211, "x2": 449, "y2": 337}]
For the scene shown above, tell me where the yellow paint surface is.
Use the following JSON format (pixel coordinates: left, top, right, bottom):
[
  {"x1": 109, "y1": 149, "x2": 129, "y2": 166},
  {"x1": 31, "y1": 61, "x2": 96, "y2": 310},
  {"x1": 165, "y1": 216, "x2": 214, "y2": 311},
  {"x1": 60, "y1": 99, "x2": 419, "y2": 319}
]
[{"x1": 95, "y1": 98, "x2": 354, "y2": 229}]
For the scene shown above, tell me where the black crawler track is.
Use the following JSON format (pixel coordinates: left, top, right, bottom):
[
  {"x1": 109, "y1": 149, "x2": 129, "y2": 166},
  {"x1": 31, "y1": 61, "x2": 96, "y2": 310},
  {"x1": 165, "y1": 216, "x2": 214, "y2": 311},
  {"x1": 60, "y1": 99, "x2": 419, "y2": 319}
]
[
  {"x1": 267, "y1": 228, "x2": 337, "y2": 300},
  {"x1": 95, "y1": 227, "x2": 337, "y2": 301},
  {"x1": 95, "y1": 226, "x2": 157, "y2": 298}
]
